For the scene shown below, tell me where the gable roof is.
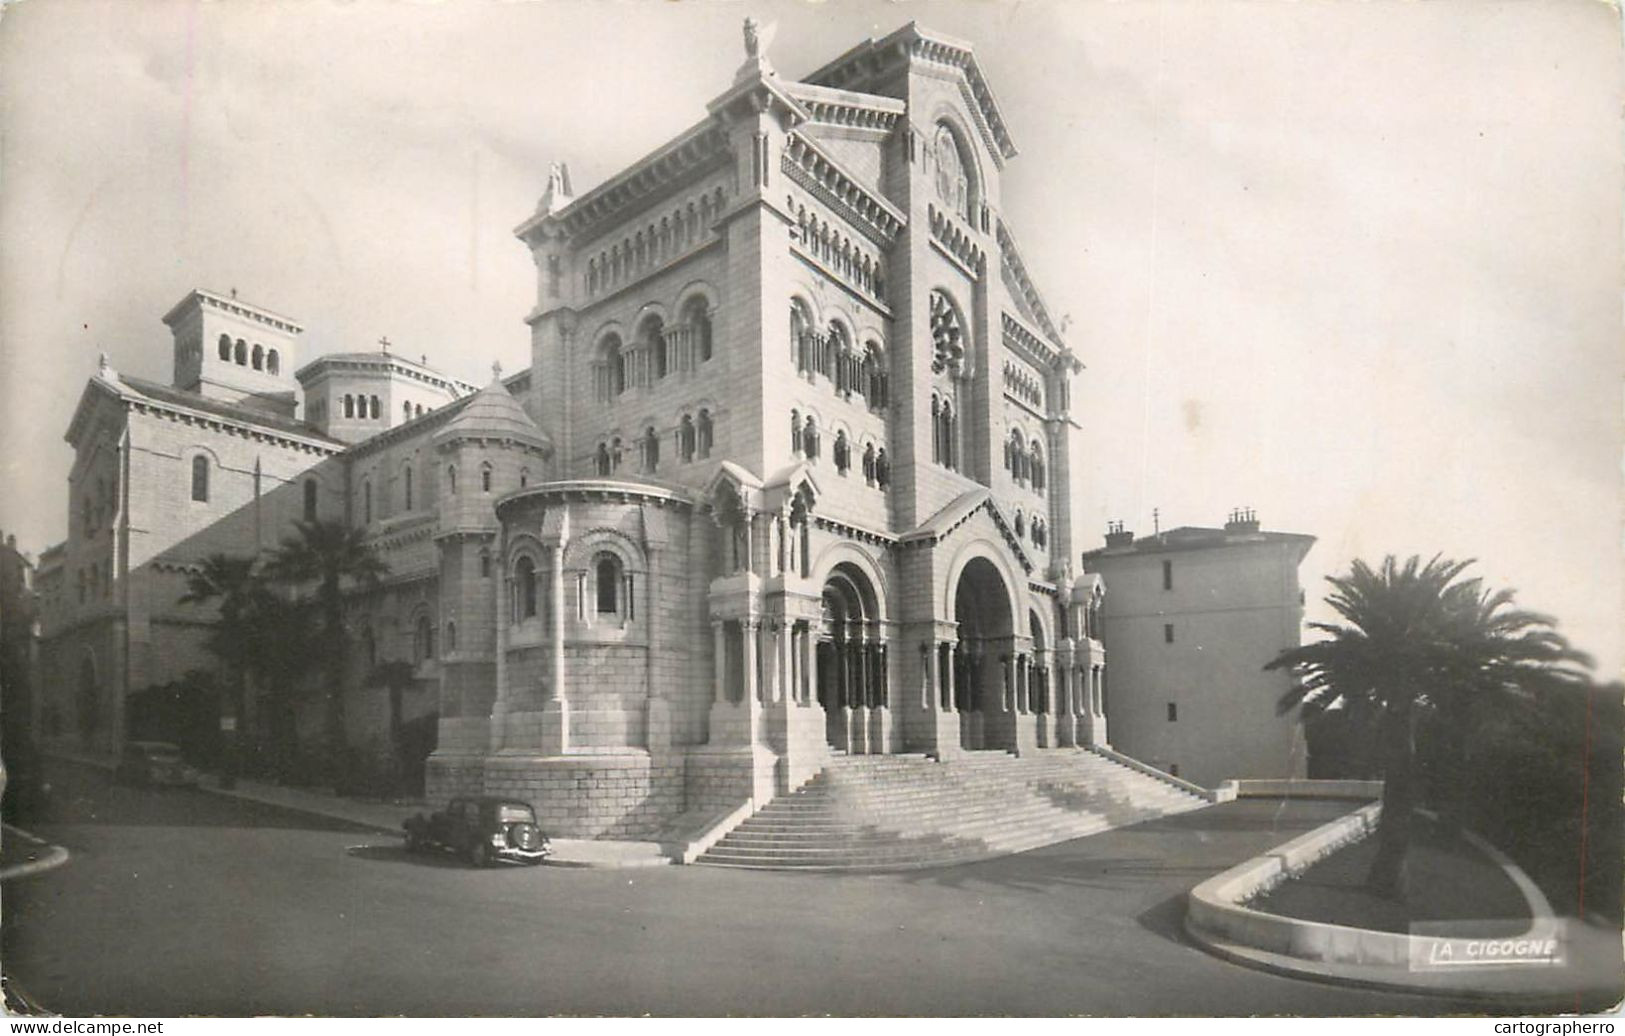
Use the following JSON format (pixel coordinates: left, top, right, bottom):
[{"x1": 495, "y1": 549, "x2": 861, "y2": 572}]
[{"x1": 901, "y1": 488, "x2": 1033, "y2": 574}]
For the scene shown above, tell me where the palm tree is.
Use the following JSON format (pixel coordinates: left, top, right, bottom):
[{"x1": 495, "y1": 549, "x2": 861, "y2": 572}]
[
  {"x1": 1266, "y1": 554, "x2": 1590, "y2": 898},
  {"x1": 179, "y1": 554, "x2": 261, "y2": 787},
  {"x1": 265, "y1": 520, "x2": 388, "y2": 767}
]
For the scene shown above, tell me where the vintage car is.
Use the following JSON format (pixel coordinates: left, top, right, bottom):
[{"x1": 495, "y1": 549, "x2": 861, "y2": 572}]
[
  {"x1": 114, "y1": 741, "x2": 201, "y2": 788},
  {"x1": 403, "y1": 796, "x2": 551, "y2": 867}
]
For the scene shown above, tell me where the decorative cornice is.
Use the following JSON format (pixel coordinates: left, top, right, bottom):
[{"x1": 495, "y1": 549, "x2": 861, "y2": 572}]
[
  {"x1": 295, "y1": 354, "x2": 477, "y2": 395},
  {"x1": 783, "y1": 132, "x2": 906, "y2": 245},
  {"x1": 515, "y1": 121, "x2": 731, "y2": 247},
  {"x1": 494, "y1": 479, "x2": 696, "y2": 518},
  {"x1": 996, "y1": 218, "x2": 1066, "y2": 349},
  {"x1": 928, "y1": 204, "x2": 985, "y2": 278},
  {"x1": 162, "y1": 289, "x2": 304, "y2": 335},
  {"x1": 784, "y1": 81, "x2": 907, "y2": 135},
  {"x1": 124, "y1": 396, "x2": 341, "y2": 457},
  {"x1": 803, "y1": 24, "x2": 1017, "y2": 164}
]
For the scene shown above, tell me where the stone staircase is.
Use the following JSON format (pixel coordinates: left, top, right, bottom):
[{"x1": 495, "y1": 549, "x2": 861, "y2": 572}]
[{"x1": 696, "y1": 748, "x2": 1209, "y2": 871}]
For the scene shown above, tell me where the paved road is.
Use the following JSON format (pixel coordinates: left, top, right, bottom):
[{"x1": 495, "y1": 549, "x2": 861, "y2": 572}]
[{"x1": 3, "y1": 759, "x2": 1498, "y2": 1016}]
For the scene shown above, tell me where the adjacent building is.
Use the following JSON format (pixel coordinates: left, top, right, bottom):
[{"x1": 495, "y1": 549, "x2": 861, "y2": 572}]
[{"x1": 1080, "y1": 511, "x2": 1315, "y2": 787}]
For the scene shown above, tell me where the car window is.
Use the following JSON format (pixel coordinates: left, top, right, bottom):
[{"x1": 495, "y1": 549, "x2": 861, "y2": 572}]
[
  {"x1": 461, "y1": 802, "x2": 481, "y2": 824},
  {"x1": 497, "y1": 805, "x2": 534, "y2": 825}
]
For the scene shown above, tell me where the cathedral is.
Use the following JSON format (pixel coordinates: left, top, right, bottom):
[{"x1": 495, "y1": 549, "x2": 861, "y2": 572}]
[{"x1": 36, "y1": 22, "x2": 1117, "y2": 839}]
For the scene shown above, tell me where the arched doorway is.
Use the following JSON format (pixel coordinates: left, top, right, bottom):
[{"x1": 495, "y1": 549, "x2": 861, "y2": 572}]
[
  {"x1": 817, "y1": 562, "x2": 886, "y2": 752},
  {"x1": 951, "y1": 556, "x2": 1014, "y2": 750}
]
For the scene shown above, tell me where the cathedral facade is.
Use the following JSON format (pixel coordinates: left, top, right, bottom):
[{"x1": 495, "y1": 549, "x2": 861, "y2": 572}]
[{"x1": 37, "y1": 23, "x2": 1111, "y2": 839}]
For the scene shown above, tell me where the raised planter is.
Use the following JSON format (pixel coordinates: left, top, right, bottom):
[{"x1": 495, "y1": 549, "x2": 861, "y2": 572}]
[{"x1": 1182, "y1": 803, "x2": 1598, "y2": 1001}]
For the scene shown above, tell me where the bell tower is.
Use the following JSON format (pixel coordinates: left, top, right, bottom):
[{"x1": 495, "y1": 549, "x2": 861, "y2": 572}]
[{"x1": 163, "y1": 288, "x2": 303, "y2": 419}]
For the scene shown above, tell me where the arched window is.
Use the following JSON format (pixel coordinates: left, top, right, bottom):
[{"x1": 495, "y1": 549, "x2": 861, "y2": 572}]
[
  {"x1": 643, "y1": 426, "x2": 660, "y2": 472},
  {"x1": 302, "y1": 478, "x2": 318, "y2": 522},
  {"x1": 679, "y1": 415, "x2": 696, "y2": 462},
  {"x1": 191, "y1": 456, "x2": 209, "y2": 502},
  {"x1": 833, "y1": 430, "x2": 851, "y2": 475},
  {"x1": 933, "y1": 122, "x2": 974, "y2": 222},
  {"x1": 601, "y1": 334, "x2": 626, "y2": 398},
  {"x1": 930, "y1": 291, "x2": 969, "y2": 376},
  {"x1": 595, "y1": 553, "x2": 622, "y2": 615},
  {"x1": 519, "y1": 468, "x2": 529, "y2": 488},
  {"x1": 939, "y1": 399, "x2": 956, "y2": 471},
  {"x1": 445, "y1": 620, "x2": 457, "y2": 653},
  {"x1": 414, "y1": 614, "x2": 435, "y2": 662},
  {"x1": 403, "y1": 464, "x2": 414, "y2": 510},
  {"x1": 790, "y1": 409, "x2": 802, "y2": 455},
  {"x1": 403, "y1": 401, "x2": 413, "y2": 421},
  {"x1": 642, "y1": 315, "x2": 667, "y2": 381},
  {"x1": 1014, "y1": 510, "x2": 1026, "y2": 537},
  {"x1": 790, "y1": 299, "x2": 813, "y2": 372},
  {"x1": 233, "y1": 339, "x2": 247, "y2": 365},
  {"x1": 595, "y1": 443, "x2": 611, "y2": 476},
  {"x1": 697, "y1": 409, "x2": 713, "y2": 458},
  {"x1": 862, "y1": 443, "x2": 876, "y2": 485},
  {"x1": 863, "y1": 342, "x2": 888, "y2": 408},
  {"x1": 251, "y1": 344, "x2": 264, "y2": 370},
  {"x1": 479, "y1": 549, "x2": 491, "y2": 579},
  {"x1": 369, "y1": 395, "x2": 379, "y2": 419},
  {"x1": 362, "y1": 480, "x2": 372, "y2": 523},
  {"x1": 481, "y1": 464, "x2": 492, "y2": 493},
  {"x1": 267, "y1": 349, "x2": 281, "y2": 375},
  {"x1": 446, "y1": 465, "x2": 457, "y2": 494},
  {"x1": 344, "y1": 395, "x2": 355, "y2": 419},
  {"x1": 801, "y1": 415, "x2": 820, "y2": 459},
  {"x1": 514, "y1": 556, "x2": 537, "y2": 620},
  {"x1": 415, "y1": 403, "x2": 423, "y2": 418},
  {"x1": 217, "y1": 334, "x2": 231, "y2": 361},
  {"x1": 875, "y1": 448, "x2": 890, "y2": 489},
  {"x1": 611, "y1": 437, "x2": 623, "y2": 471},
  {"x1": 685, "y1": 298, "x2": 713, "y2": 363},
  {"x1": 1030, "y1": 441, "x2": 1046, "y2": 493}
]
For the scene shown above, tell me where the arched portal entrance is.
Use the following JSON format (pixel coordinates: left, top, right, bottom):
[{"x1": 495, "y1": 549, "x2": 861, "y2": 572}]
[
  {"x1": 951, "y1": 556, "x2": 1014, "y2": 750},
  {"x1": 816, "y1": 562, "x2": 887, "y2": 752}
]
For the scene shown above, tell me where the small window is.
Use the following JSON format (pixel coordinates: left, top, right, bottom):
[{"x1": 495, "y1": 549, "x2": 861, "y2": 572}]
[
  {"x1": 302, "y1": 479, "x2": 318, "y2": 522},
  {"x1": 267, "y1": 349, "x2": 281, "y2": 375},
  {"x1": 479, "y1": 549, "x2": 492, "y2": 579},
  {"x1": 519, "y1": 468, "x2": 529, "y2": 488},
  {"x1": 251, "y1": 344, "x2": 264, "y2": 370},
  {"x1": 403, "y1": 401, "x2": 412, "y2": 421},
  {"x1": 344, "y1": 395, "x2": 355, "y2": 419},
  {"x1": 1164, "y1": 623, "x2": 1174, "y2": 644},
  {"x1": 445, "y1": 621, "x2": 457, "y2": 653},
  {"x1": 1162, "y1": 559, "x2": 1173, "y2": 591},
  {"x1": 1167, "y1": 702, "x2": 1178, "y2": 722},
  {"x1": 595, "y1": 553, "x2": 621, "y2": 615},
  {"x1": 369, "y1": 395, "x2": 379, "y2": 419},
  {"x1": 404, "y1": 466, "x2": 414, "y2": 510},
  {"x1": 191, "y1": 456, "x2": 209, "y2": 502},
  {"x1": 217, "y1": 334, "x2": 231, "y2": 361},
  {"x1": 481, "y1": 465, "x2": 492, "y2": 493},
  {"x1": 234, "y1": 339, "x2": 247, "y2": 365},
  {"x1": 514, "y1": 557, "x2": 537, "y2": 620},
  {"x1": 447, "y1": 466, "x2": 457, "y2": 494},
  {"x1": 414, "y1": 614, "x2": 435, "y2": 662}
]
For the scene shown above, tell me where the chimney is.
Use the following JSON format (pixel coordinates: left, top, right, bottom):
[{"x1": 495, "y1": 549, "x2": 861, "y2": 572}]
[
  {"x1": 1103, "y1": 519, "x2": 1135, "y2": 549},
  {"x1": 1224, "y1": 507, "x2": 1260, "y2": 533}
]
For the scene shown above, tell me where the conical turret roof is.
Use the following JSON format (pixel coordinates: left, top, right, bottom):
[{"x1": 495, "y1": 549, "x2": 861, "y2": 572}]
[{"x1": 432, "y1": 373, "x2": 551, "y2": 451}]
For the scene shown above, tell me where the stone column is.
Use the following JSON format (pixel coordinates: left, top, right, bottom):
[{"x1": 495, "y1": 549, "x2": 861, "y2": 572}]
[
  {"x1": 541, "y1": 542, "x2": 569, "y2": 755},
  {"x1": 712, "y1": 621, "x2": 727, "y2": 704},
  {"x1": 1054, "y1": 649, "x2": 1076, "y2": 748}
]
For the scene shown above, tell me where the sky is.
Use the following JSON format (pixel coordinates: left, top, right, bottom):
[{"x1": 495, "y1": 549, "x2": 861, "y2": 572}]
[{"x1": 1, "y1": 0, "x2": 1620, "y2": 675}]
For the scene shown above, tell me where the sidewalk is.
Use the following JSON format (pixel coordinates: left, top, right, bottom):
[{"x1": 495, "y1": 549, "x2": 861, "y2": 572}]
[{"x1": 40, "y1": 747, "x2": 670, "y2": 869}]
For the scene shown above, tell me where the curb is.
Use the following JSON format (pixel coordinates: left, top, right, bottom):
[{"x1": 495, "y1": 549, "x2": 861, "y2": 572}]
[
  {"x1": 1, "y1": 824, "x2": 70, "y2": 881},
  {"x1": 190, "y1": 782, "x2": 408, "y2": 837},
  {"x1": 1183, "y1": 804, "x2": 1591, "y2": 1001}
]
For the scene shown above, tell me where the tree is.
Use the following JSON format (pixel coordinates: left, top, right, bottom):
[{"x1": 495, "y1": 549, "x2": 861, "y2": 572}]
[
  {"x1": 179, "y1": 554, "x2": 261, "y2": 786},
  {"x1": 265, "y1": 520, "x2": 388, "y2": 764},
  {"x1": 1266, "y1": 554, "x2": 1590, "y2": 898},
  {"x1": 179, "y1": 554, "x2": 316, "y2": 781}
]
